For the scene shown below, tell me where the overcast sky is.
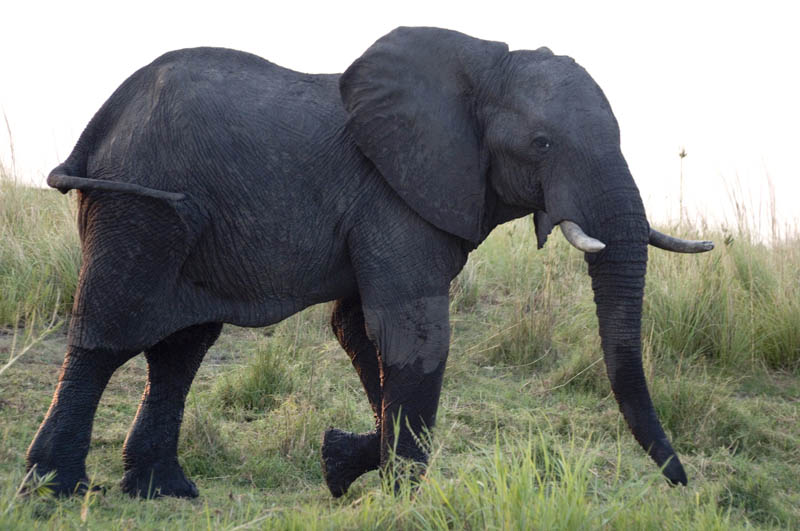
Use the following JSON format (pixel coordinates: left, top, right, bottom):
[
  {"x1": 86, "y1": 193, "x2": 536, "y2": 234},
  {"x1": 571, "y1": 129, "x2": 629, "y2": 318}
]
[{"x1": 2, "y1": 0, "x2": 797, "y2": 234}]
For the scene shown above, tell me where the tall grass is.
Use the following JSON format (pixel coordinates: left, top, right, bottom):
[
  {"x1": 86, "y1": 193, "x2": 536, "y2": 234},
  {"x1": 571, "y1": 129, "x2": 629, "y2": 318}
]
[
  {"x1": 0, "y1": 161, "x2": 80, "y2": 327},
  {"x1": 645, "y1": 227, "x2": 800, "y2": 371}
]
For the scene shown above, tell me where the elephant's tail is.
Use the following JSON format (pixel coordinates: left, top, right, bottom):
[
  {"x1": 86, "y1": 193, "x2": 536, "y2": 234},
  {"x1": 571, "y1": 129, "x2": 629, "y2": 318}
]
[
  {"x1": 48, "y1": 164, "x2": 209, "y2": 258},
  {"x1": 47, "y1": 165, "x2": 186, "y2": 202}
]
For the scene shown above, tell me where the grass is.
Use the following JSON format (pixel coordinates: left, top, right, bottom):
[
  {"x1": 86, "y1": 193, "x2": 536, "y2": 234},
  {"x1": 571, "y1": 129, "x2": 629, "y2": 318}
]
[
  {"x1": 1, "y1": 162, "x2": 799, "y2": 528},
  {"x1": 0, "y1": 163, "x2": 80, "y2": 326},
  {"x1": 644, "y1": 228, "x2": 800, "y2": 371},
  {"x1": 214, "y1": 334, "x2": 297, "y2": 414}
]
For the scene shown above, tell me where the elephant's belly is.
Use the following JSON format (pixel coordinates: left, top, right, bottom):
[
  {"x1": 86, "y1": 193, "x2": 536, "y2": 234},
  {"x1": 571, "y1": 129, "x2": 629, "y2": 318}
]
[{"x1": 179, "y1": 221, "x2": 358, "y2": 325}]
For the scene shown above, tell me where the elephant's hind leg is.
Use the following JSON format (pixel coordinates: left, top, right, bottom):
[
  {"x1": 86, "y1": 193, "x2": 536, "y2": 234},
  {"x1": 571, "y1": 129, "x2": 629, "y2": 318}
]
[
  {"x1": 120, "y1": 322, "x2": 222, "y2": 498},
  {"x1": 26, "y1": 346, "x2": 137, "y2": 496},
  {"x1": 321, "y1": 296, "x2": 381, "y2": 497}
]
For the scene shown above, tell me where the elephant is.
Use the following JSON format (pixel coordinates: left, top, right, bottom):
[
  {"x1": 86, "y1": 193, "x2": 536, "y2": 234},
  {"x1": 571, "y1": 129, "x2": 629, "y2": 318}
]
[{"x1": 28, "y1": 27, "x2": 713, "y2": 498}]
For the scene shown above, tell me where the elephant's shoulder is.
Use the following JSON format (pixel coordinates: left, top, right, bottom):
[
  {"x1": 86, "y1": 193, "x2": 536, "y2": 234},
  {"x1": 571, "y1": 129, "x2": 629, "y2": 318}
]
[{"x1": 347, "y1": 187, "x2": 469, "y2": 297}]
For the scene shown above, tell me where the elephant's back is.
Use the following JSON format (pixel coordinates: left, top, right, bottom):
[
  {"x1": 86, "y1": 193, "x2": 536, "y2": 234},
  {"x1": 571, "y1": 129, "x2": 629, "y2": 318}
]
[{"x1": 82, "y1": 47, "x2": 347, "y2": 190}]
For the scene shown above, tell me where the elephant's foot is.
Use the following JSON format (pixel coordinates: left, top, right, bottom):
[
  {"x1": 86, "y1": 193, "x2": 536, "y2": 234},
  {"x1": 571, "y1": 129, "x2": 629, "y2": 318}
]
[
  {"x1": 321, "y1": 428, "x2": 380, "y2": 497},
  {"x1": 381, "y1": 456, "x2": 429, "y2": 496},
  {"x1": 121, "y1": 460, "x2": 198, "y2": 499},
  {"x1": 26, "y1": 464, "x2": 92, "y2": 497},
  {"x1": 26, "y1": 445, "x2": 92, "y2": 497},
  {"x1": 378, "y1": 434, "x2": 430, "y2": 496}
]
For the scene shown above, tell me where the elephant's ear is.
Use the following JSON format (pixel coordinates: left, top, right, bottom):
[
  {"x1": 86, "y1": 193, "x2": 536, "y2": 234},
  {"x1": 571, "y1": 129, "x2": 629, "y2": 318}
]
[
  {"x1": 533, "y1": 210, "x2": 555, "y2": 249},
  {"x1": 340, "y1": 27, "x2": 509, "y2": 243}
]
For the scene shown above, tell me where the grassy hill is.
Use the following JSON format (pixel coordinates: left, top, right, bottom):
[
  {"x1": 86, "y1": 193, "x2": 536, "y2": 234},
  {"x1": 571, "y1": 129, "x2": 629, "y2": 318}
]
[{"x1": 1, "y1": 167, "x2": 798, "y2": 529}]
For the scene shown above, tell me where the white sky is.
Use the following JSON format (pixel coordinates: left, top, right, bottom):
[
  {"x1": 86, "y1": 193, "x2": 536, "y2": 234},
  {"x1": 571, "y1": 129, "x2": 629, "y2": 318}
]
[{"x1": 2, "y1": 0, "x2": 798, "y2": 235}]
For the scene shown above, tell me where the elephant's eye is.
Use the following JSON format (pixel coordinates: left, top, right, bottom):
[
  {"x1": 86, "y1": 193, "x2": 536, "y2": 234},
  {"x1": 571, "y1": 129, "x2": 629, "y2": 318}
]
[{"x1": 532, "y1": 134, "x2": 551, "y2": 151}]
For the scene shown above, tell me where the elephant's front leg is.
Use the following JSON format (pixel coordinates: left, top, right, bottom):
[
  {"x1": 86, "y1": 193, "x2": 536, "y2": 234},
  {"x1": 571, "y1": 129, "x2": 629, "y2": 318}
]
[{"x1": 364, "y1": 295, "x2": 450, "y2": 487}]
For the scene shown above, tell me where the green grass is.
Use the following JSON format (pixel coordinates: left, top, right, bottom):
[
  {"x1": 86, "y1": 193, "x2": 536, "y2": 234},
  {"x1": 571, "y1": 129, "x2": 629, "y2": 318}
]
[
  {"x1": 213, "y1": 333, "x2": 297, "y2": 414},
  {"x1": 644, "y1": 229, "x2": 800, "y2": 371},
  {"x1": 0, "y1": 164, "x2": 80, "y2": 326},
  {"x1": 1, "y1": 167, "x2": 798, "y2": 528}
]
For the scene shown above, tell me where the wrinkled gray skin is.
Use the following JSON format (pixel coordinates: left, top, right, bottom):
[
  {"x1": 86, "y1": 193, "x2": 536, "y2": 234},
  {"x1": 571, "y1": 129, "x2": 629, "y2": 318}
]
[{"x1": 28, "y1": 27, "x2": 692, "y2": 498}]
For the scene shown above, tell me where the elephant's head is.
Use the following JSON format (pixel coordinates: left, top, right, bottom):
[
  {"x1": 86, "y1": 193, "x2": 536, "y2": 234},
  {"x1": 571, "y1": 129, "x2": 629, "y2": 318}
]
[{"x1": 341, "y1": 27, "x2": 712, "y2": 485}]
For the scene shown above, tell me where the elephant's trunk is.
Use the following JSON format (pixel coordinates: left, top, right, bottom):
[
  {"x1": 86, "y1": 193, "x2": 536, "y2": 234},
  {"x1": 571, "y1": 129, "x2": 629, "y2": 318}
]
[{"x1": 585, "y1": 195, "x2": 687, "y2": 485}]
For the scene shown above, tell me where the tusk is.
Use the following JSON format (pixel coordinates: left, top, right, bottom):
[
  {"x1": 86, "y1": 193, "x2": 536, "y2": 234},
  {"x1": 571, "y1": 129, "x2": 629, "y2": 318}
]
[
  {"x1": 559, "y1": 220, "x2": 606, "y2": 253},
  {"x1": 649, "y1": 229, "x2": 714, "y2": 253}
]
